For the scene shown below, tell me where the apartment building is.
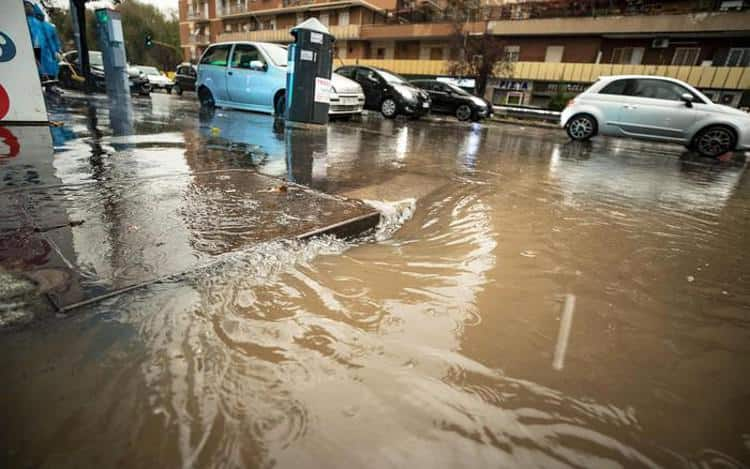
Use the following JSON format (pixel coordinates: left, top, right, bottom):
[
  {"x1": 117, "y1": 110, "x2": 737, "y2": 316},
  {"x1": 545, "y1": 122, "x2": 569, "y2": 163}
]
[{"x1": 179, "y1": 0, "x2": 750, "y2": 107}]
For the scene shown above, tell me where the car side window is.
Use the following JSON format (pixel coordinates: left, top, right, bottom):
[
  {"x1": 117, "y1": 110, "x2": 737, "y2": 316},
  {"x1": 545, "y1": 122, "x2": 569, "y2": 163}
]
[
  {"x1": 231, "y1": 44, "x2": 263, "y2": 69},
  {"x1": 176, "y1": 66, "x2": 184, "y2": 75},
  {"x1": 200, "y1": 45, "x2": 230, "y2": 67},
  {"x1": 630, "y1": 79, "x2": 697, "y2": 102},
  {"x1": 337, "y1": 67, "x2": 354, "y2": 79},
  {"x1": 599, "y1": 79, "x2": 631, "y2": 96},
  {"x1": 356, "y1": 69, "x2": 378, "y2": 83}
]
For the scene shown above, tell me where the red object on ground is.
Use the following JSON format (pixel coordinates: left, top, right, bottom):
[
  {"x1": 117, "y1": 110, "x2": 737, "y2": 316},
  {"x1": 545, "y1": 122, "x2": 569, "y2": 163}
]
[
  {"x1": 0, "y1": 126, "x2": 20, "y2": 158},
  {"x1": 0, "y1": 84, "x2": 9, "y2": 120}
]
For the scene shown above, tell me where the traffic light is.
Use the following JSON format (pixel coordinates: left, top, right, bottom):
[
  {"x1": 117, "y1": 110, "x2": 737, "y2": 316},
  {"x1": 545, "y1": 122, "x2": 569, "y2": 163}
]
[{"x1": 145, "y1": 33, "x2": 154, "y2": 49}]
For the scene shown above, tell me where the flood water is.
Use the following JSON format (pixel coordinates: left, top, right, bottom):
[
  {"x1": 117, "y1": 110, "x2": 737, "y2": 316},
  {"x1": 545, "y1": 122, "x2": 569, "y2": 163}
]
[{"x1": 2, "y1": 94, "x2": 750, "y2": 468}]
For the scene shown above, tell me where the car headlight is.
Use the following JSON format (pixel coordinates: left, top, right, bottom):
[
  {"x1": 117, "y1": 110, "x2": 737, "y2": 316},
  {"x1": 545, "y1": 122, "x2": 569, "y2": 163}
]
[
  {"x1": 395, "y1": 85, "x2": 416, "y2": 102},
  {"x1": 471, "y1": 97, "x2": 486, "y2": 107}
]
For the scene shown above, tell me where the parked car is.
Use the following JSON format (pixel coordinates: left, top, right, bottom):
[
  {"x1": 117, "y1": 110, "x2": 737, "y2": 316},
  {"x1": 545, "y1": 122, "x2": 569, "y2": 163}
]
[
  {"x1": 329, "y1": 73, "x2": 365, "y2": 117},
  {"x1": 335, "y1": 65, "x2": 430, "y2": 119},
  {"x1": 411, "y1": 79, "x2": 490, "y2": 121},
  {"x1": 173, "y1": 63, "x2": 197, "y2": 95},
  {"x1": 196, "y1": 41, "x2": 364, "y2": 117},
  {"x1": 561, "y1": 75, "x2": 750, "y2": 158},
  {"x1": 58, "y1": 50, "x2": 151, "y2": 96},
  {"x1": 136, "y1": 66, "x2": 174, "y2": 93}
]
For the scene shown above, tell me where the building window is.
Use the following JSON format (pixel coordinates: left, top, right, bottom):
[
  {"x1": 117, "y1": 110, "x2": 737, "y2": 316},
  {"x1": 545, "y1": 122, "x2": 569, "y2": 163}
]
[
  {"x1": 376, "y1": 48, "x2": 385, "y2": 59},
  {"x1": 339, "y1": 11, "x2": 349, "y2": 26},
  {"x1": 430, "y1": 47, "x2": 443, "y2": 60},
  {"x1": 544, "y1": 46, "x2": 564, "y2": 63},
  {"x1": 504, "y1": 45, "x2": 520, "y2": 62},
  {"x1": 611, "y1": 47, "x2": 644, "y2": 65},
  {"x1": 671, "y1": 47, "x2": 701, "y2": 66},
  {"x1": 725, "y1": 48, "x2": 750, "y2": 67},
  {"x1": 506, "y1": 92, "x2": 524, "y2": 105}
]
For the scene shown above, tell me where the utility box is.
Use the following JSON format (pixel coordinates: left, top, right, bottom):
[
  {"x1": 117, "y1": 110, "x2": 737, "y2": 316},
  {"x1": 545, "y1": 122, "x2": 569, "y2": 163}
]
[
  {"x1": 285, "y1": 18, "x2": 334, "y2": 125},
  {"x1": 95, "y1": 8, "x2": 131, "y2": 99}
]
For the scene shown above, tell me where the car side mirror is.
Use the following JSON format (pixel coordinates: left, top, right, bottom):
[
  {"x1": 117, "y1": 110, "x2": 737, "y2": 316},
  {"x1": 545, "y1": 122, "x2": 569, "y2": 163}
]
[
  {"x1": 680, "y1": 93, "x2": 694, "y2": 107},
  {"x1": 249, "y1": 60, "x2": 266, "y2": 72}
]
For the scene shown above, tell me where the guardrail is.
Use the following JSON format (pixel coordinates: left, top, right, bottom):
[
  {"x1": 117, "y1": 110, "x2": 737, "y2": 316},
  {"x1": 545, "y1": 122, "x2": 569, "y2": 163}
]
[
  {"x1": 186, "y1": 34, "x2": 210, "y2": 45},
  {"x1": 338, "y1": 59, "x2": 750, "y2": 90},
  {"x1": 187, "y1": 11, "x2": 208, "y2": 21},
  {"x1": 492, "y1": 105, "x2": 560, "y2": 123}
]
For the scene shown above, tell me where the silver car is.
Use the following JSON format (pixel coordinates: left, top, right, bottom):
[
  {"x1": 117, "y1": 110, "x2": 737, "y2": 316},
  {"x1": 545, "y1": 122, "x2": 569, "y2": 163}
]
[{"x1": 561, "y1": 75, "x2": 750, "y2": 157}]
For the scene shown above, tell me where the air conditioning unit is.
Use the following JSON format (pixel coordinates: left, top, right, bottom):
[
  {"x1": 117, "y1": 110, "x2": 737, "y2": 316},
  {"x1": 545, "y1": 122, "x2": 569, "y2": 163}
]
[{"x1": 652, "y1": 38, "x2": 669, "y2": 49}]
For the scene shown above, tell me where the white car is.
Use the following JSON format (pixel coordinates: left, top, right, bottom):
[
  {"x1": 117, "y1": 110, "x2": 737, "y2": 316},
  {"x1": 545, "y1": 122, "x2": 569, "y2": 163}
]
[
  {"x1": 561, "y1": 75, "x2": 750, "y2": 157},
  {"x1": 136, "y1": 66, "x2": 174, "y2": 93},
  {"x1": 329, "y1": 73, "x2": 365, "y2": 116}
]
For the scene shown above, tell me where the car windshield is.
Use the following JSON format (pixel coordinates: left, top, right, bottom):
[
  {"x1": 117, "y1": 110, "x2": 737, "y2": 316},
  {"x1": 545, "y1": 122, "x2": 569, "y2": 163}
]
[
  {"x1": 88, "y1": 52, "x2": 103, "y2": 67},
  {"x1": 140, "y1": 66, "x2": 160, "y2": 76},
  {"x1": 261, "y1": 44, "x2": 288, "y2": 67},
  {"x1": 377, "y1": 69, "x2": 408, "y2": 85}
]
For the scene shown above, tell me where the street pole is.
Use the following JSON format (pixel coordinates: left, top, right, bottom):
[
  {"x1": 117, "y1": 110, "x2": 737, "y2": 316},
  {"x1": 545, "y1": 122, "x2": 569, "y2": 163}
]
[{"x1": 70, "y1": 0, "x2": 93, "y2": 92}]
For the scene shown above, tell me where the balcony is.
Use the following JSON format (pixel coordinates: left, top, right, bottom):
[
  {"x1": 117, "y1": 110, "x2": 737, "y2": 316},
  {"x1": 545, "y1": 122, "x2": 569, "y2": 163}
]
[
  {"x1": 361, "y1": 21, "x2": 483, "y2": 40},
  {"x1": 187, "y1": 10, "x2": 208, "y2": 21},
  {"x1": 224, "y1": 3, "x2": 250, "y2": 15},
  {"x1": 338, "y1": 59, "x2": 750, "y2": 90},
  {"x1": 187, "y1": 34, "x2": 211, "y2": 45},
  {"x1": 218, "y1": 24, "x2": 361, "y2": 43},
  {"x1": 487, "y1": 10, "x2": 750, "y2": 36}
]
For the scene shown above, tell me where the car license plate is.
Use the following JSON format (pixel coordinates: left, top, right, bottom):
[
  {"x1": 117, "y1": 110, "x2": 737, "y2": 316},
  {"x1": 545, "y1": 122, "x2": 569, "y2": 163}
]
[
  {"x1": 422, "y1": 102, "x2": 429, "y2": 108},
  {"x1": 342, "y1": 97, "x2": 358, "y2": 105}
]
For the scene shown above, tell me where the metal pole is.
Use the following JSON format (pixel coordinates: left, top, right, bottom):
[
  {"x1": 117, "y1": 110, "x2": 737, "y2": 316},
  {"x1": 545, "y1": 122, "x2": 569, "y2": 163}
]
[{"x1": 70, "y1": 0, "x2": 93, "y2": 92}]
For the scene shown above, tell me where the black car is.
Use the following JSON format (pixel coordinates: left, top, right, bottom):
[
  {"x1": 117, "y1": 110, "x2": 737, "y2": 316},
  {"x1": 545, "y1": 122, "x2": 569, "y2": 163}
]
[
  {"x1": 335, "y1": 65, "x2": 430, "y2": 119},
  {"x1": 411, "y1": 80, "x2": 490, "y2": 122},
  {"x1": 58, "y1": 51, "x2": 151, "y2": 96},
  {"x1": 173, "y1": 63, "x2": 197, "y2": 95}
]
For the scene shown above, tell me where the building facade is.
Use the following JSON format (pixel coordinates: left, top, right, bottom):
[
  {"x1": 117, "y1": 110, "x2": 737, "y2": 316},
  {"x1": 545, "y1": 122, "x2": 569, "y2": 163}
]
[{"x1": 179, "y1": 0, "x2": 750, "y2": 107}]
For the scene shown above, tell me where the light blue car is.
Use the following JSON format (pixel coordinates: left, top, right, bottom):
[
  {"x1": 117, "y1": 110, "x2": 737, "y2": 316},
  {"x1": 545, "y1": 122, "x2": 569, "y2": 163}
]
[{"x1": 196, "y1": 41, "x2": 290, "y2": 115}]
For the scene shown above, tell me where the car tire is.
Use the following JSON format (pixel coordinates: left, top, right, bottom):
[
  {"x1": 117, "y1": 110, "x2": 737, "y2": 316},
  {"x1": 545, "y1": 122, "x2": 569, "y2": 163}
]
[
  {"x1": 566, "y1": 114, "x2": 597, "y2": 141},
  {"x1": 274, "y1": 93, "x2": 286, "y2": 118},
  {"x1": 456, "y1": 104, "x2": 472, "y2": 121},
  {"x1": 693, "y1": 125, "x2": 737, "y2": 158},
  {"x1": 381, "y1": 98, "x2": 397, "y2": 119},
  {"x1": 174, "y1": 84, "x2": 183, "y2": 96},
  {"x1": 199, "y1": 87, "x2": 215, "y2": 108},
  {"x1": 166, "y1": 86, "x2": 172, "y2": 94}
]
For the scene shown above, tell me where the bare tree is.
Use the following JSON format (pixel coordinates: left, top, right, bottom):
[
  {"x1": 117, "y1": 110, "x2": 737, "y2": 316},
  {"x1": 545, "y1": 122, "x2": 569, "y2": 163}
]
[{"x1": 446, "y1": 0, "x2": 513, "y2": 98}]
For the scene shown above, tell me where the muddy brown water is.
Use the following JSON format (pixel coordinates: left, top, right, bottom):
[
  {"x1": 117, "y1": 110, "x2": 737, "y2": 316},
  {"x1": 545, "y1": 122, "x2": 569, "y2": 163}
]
[{"x1": 2, "y1": 94, "x2": 750, "y2": 468}]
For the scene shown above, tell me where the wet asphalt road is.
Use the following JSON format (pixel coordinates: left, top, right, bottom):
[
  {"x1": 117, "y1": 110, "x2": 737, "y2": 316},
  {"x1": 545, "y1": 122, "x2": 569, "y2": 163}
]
[{"x1": 1, "y1": 92, "x2": 749, "y2": 468}]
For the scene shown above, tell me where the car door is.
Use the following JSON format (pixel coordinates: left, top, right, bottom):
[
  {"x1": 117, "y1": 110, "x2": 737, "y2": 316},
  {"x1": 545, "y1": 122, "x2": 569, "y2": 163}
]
[
  {"x1": 590, "y1": 78, "x2": 637, "y2": 136},
  {"x1": 355, "y1": 68, "x2": 384, "y2": 109},
  {"x1": 226, "y1": 43, "x2": 270, "y2": 109},
  {"x1": 433, "y1": 83, "x2": 457, "y2": 113},
  {"x1": 198, "y1": 44, "x2": 231, "y2": 102},
  {"x1": 618, "y1": 78, "x2": 702, "y2": 142}
]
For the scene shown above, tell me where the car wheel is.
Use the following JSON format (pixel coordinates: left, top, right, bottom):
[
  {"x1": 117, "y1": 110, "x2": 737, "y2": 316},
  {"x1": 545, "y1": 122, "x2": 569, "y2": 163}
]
[
  {"x1": 381, "y1": 98, "x2": 397, "y2": 119},
  {"x1": 274, "y1": 93, "x2": 286, "y2": 118},
  {"x1": 174, "y1": 84, "x2": 183, "y2": 95},
  {"x1": 566, "y1": 114, "x2": 596, "y2": 141},
  {"x1": 456, "y1": 104, "x2": 472, "y2": 121},
  {"x1": 199, "y1": 87, "x2": 215, "y2": 108},
  {"x1": 693, "y1": 125, "x2": 736, "y2": 158},
  {"x1": 166, "y1": 86, "x2": 172, "y2": 94}
]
